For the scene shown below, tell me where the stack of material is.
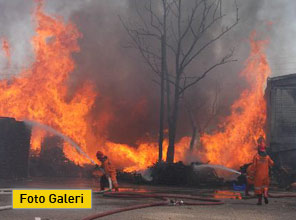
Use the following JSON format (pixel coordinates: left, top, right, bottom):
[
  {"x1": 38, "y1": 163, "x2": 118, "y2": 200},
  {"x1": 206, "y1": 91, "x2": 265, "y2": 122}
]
[
  {"x1": 266, "y1": 74, "x2": 296, "y2": 186},
  {"x1": 0, "y1": 117, "x2": 31, "y2": 179},
  {"x1": 150, "y1": 161, "x2": 191, "y2": 186}
]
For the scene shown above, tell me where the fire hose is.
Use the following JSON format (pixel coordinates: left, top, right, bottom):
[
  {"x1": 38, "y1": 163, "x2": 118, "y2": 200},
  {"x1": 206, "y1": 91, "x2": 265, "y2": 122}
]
[
  {"x1": 243, "y1": 192, "x2": 296, "y2": 199},
  {"x1": 269, "y1": 193, "x2": 296, "y2": 198},
  {"x1": 81, "y1": 192, "x2": 224, "y2": 220},
  {"x1": 83, "y1": 190, "x2": 296, "y2": 220}
]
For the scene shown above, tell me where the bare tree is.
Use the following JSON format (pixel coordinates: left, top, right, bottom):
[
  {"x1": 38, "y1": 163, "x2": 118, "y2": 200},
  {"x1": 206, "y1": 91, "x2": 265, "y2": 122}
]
[
  {"x1": 165, "y1": 0, "x2": 238, "y2": 163},
  {"x1": 120, "y1": 0, "x2": 171, "y2": 162},
  {"x1": 121, "y1": 0, "x2": 239, "y2": 163}
]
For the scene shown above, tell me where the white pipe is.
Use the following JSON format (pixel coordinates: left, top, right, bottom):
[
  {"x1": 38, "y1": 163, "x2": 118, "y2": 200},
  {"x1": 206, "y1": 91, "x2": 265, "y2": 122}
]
[
  {"x1": 0, "y1": 188, "x2": 12, "y2": 195},
  {"x1": 0, "y1": 205, "x2": 12, "y2": 211},
  {"x1": 0, "y1": 188, "x2": 12, "y2": 191},
  {"x1": 0, "y1": 192, "x2": 11, "y2": 195}
]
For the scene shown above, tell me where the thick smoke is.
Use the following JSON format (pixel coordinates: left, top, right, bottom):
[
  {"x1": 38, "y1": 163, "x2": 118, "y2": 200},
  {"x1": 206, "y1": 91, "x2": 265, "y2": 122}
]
[
  {"x1": 0, "y1": 0, "x2": 295, "y2": 147},
  {"x1": 0, "y1": 0, "x2": 34, "y2": 75}
]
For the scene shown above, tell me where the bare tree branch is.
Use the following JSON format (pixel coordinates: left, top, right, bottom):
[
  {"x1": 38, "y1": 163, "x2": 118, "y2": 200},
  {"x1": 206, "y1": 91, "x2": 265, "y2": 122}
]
[
  {"x1": 119, "y1": 16, "x2": 162, "y2": 75},
  {"x1": 200, "y1": 82, "x2": 220, "y2": 132},
  {"x1": 179, "y1": 49, "x2": 237, "y2": 94},
  {"x1": 145, "y1": 0, "x2": 163, "y2": 34},
  {"x1": 182, "y1": 16, "x2": 238, "y2": 70},
  {"x1": 179, "y1": 0, "x2": 202, "y2": 42},
  {"x1": 120, "y1": 0, "x2": 239, "y2": 163},
  {"x1": 135, "y1": 0, "x2": 150, "y2": 31},
  {"x1": 173, "y1": 0, "x2": 239, "y2": 75}
]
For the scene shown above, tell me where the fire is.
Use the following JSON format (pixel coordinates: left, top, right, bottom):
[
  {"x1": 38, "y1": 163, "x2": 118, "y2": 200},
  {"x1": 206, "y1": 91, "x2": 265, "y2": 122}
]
[
  {"x1": 0, "y1": 1, "x2": 190, "y2": 171},
  {"x1": 200, "y1": 32, "x2": 271, "y2": 168},
  {"x1": 104, "y1": 137, "x2": 190, "y2": 172},
  {"x1": 0, "y1": 1, "x2": 96, "y2": 164},
  {"x1": 30, "y1": 129, "x2": 47, "y2": 152},
  {"x1": 0, "y1": 0, "x2": 271, "y2": 172}
]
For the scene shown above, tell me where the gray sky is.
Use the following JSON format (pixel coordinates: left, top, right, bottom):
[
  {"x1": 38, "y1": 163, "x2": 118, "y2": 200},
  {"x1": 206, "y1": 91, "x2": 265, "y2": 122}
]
[{"x1": 1, "y1": 0, "x2": 295, "y2": 76}]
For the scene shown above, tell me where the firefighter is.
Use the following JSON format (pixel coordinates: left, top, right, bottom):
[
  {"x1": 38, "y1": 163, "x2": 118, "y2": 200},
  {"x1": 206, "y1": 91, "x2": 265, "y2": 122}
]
[
  {"x1": 94, "y1": 151, "x2": 119, "y2": 192},
  {"x1": 253, "y1": 136, "x2": 274, "y2": 205}
]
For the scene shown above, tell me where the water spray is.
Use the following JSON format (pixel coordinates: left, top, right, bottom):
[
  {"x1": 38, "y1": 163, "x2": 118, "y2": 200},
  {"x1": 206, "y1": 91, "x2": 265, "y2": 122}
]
[
  {"x1": 23, "y1": 119, "x2": 112, "y2": 191},
  {"x1": 193, "y1": 164, "x2": 242, "y2": 175},
  {"x1": 24, "y1": 119, "x2": 96, "y2": 165}
]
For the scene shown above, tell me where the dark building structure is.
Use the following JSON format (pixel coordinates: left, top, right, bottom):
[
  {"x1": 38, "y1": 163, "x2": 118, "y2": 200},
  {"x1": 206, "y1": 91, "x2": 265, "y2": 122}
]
[
  {"x1": 266, "y1": 74, "x2": 296, "y2": 185},
  {"x1": 0, "y1": 117, "x2": 31, "y2": 179}
]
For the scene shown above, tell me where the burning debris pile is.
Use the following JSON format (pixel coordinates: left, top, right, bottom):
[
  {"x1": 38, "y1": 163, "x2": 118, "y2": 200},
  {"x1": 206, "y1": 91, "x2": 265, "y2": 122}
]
[
  {"x1": 149, "y1": 162, "x2": 192, "y2": 186},
  {"x1": 117, "y1": 162, "x2": 239, "y2": 187},
  {"x1": 29, "y1": 136, "x2": 90, "y2": 177},
  {"x1": 148, "y1": 162, "x2": 225, "y2": 187}
]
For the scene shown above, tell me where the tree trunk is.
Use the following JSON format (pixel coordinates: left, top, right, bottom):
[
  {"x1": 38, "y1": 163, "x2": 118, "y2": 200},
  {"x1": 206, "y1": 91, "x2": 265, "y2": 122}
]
[
  {"x1": 166, "y1": 77, "x2": 180, "y2": 163},
  {"x1": 189, "y1": 126, "x2": 197, "y2": 151},
  {"x1": 158, "y1": 70, "x2": 164, "y2": 162},
  {"x1": 186, "y1": 101, "x2": 197, "y2": 151},
  {"x1": 158, "y1": 35, "x2": 166, "y2": 162},
  {"x1": 160, "y1": 1, "x2": 169, "y2": 162}
]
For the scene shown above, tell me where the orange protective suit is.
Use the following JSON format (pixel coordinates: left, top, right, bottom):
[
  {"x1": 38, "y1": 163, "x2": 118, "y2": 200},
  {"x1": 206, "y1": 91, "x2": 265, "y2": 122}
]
[
  {"x1": 92, "y1": 169, "x2": 104, "y2": 177},
  {"x1": 253, "y1": 154, "x2": 274, "y2": 195},
  {"x1": 100, "y1": 157, "x2": 118, "y2": 188},
  {"x1": 246, "y1": 163, "x2": 255, "y2": 185}
]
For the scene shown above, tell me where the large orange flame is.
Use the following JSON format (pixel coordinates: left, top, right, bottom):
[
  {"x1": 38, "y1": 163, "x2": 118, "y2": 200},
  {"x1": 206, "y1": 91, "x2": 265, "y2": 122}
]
[
  {"x1": 200, "y1": 32, "x2": 271, "y2": 168},
  {"x1": 0, "y1": 1, "x2": 190, "y2": 171},
  {"x1": 0, "y1": 1, "x2": 96, "y2": 164},
  {"x1": 104, "y1": 137, "x2": 190, "y2": 172},
  {"x1": 0, "y1": 1, "x2": 271, "y2": 172}
]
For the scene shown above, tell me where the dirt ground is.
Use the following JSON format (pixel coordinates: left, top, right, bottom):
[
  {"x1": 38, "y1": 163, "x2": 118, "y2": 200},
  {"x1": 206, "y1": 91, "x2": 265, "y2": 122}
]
[{"x1": 0, "y1": 178, "x2": 296, "y2": 220}]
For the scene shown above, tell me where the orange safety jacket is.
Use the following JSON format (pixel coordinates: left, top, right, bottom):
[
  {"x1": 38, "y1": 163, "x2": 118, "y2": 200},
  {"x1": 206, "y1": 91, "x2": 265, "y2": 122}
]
[
  {"x1": 252, "y1": 153, "x2": 274, "y2": 194},
  {"x1": 101, "y1": 157, "x2": 116, "y2": 176},
  {"x1": 100, "y1": 157, "x2": 118, "y2": 188},
  {"x1": 246, "y1": 163, "x2": 255, "y2": 185}
]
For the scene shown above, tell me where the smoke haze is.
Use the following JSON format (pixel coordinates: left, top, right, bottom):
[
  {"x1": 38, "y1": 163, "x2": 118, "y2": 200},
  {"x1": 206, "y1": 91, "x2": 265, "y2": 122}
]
[{"x1": 0, "y1": 0, "x2": 295, "y2": 147}]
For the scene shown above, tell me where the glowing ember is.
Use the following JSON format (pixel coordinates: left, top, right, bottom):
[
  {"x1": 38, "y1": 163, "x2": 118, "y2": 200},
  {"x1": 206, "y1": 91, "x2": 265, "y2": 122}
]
[
  {"x1": 200, "y1": 32, "x2": 271, "y2": 168},
  {"x1": 1, "y1": 38, "x2": 10, "y2": 67},
  {"x1": 1, "y1": 38, "x2": 10, "y2": 60}
]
